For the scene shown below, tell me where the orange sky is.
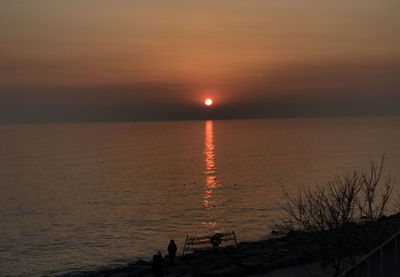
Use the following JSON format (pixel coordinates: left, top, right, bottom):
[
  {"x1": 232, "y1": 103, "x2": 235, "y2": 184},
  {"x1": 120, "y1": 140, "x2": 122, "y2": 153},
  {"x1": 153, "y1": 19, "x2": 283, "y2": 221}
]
[{"x1": 1, "y1": 0, "x2": 400, "y2": 122}]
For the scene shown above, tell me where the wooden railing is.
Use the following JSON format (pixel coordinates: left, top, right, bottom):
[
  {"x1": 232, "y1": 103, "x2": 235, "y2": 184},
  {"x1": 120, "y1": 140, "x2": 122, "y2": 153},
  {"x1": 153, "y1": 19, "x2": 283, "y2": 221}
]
[
  {"x1": 182, "y1": 231, "x2": 238, "y2": 255},
  {"x1": 340, "y1": 230, "x2": 400, "y2": 277}
]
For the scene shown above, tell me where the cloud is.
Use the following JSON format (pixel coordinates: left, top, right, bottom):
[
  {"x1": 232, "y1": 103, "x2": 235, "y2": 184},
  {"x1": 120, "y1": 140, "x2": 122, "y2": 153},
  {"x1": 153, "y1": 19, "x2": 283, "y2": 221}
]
[{"x1": 1, "y1": 58, "x2": 399, "y2": 123}]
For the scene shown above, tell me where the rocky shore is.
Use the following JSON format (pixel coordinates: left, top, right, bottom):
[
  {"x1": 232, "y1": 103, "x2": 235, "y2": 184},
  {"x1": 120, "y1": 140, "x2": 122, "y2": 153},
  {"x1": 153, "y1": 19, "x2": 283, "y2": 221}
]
[{"x1": 60, "y1": 213, "x2": 400, "y2": 277}]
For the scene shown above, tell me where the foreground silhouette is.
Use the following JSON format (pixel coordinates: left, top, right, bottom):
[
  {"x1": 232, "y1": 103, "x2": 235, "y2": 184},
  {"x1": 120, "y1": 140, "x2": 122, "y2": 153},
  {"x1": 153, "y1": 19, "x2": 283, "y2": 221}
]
[
  {"x1": 167, "y1": 240, "x2": 177, "y2": 265},
  {"x1": 152, "y1": 251, "x2": 163, "y2": 277}
]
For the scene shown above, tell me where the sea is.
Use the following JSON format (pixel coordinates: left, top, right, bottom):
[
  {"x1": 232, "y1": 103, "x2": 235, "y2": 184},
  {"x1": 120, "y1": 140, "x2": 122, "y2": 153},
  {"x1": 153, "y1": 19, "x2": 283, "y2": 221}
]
[{"x1": 1, "y1": 116, "x2": 400, "y2": 276}]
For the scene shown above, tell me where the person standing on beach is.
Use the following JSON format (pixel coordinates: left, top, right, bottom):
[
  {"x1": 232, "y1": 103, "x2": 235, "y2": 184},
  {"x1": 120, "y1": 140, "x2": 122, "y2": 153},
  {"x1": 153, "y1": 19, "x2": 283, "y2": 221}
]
[
  {"x1": 152, "y1": 251, "x2": 163, "y2": 277},
  {"x1": 167, "y1": 240, "x2": 177, "y2": 265}
]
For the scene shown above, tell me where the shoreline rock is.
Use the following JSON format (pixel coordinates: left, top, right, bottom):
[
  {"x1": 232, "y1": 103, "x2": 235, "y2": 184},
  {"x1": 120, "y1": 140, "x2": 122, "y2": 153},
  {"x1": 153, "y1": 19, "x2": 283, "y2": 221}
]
[{"x1": 59, "y1": 213, "x2": 400, "y2": 277}]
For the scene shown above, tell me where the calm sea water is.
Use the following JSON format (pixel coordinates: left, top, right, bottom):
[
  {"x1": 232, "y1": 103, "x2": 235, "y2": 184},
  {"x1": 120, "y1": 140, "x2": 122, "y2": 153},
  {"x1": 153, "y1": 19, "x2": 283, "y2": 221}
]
[{"x1": 1, "y1": 117, "x2": 400, "y2": 276}]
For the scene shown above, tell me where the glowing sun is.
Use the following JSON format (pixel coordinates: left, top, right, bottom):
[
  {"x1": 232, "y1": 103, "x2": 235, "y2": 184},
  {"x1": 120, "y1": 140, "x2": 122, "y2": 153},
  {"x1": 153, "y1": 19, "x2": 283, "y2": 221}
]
[{"x1": 205, "y1": 98, "x2": 213, "y2": 106}]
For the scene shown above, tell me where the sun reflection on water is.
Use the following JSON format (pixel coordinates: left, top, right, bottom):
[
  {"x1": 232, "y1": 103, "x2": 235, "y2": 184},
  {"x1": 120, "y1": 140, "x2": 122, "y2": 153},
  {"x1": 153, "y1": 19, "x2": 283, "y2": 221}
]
[{"x1": 202, "y1": 120, "x2": 221, "y2": 231}]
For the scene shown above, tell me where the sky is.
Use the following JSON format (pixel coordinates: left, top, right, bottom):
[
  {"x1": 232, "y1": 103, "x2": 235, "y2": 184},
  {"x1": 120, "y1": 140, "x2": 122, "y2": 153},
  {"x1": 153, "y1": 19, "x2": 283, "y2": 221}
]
[{"x1": 1, "y1": 0, "x2": 400, "y2": 123}]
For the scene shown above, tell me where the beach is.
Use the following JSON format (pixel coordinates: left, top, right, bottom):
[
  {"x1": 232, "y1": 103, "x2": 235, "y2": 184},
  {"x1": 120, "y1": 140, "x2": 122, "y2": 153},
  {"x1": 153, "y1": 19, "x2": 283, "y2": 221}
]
[{"x1": 59, "y1": 212, "x2": 400, "y2": 277}]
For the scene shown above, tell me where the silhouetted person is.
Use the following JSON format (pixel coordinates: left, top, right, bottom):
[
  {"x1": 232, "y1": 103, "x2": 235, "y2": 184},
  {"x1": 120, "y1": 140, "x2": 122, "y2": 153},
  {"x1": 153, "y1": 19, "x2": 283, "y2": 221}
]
[
  {"x1": 210, "y1": 233, "x2": 222, "y2": 252},
  {"x1": 152, "y1": 251, "x2": 163, "y2": 277},
  {"x1": 167, "y1": 239, "x2": 177, "y2": 265}
]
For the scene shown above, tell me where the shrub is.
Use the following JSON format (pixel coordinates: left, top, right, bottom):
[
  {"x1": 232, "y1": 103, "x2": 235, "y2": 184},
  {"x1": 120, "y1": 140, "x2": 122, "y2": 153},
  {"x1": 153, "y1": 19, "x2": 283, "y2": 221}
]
[
  {"x1": 282, "y1": 154, "x2": 394, "y2": 231},
  {"x1": 279, "y1": 154, "x2": 396, "y2": 276}
]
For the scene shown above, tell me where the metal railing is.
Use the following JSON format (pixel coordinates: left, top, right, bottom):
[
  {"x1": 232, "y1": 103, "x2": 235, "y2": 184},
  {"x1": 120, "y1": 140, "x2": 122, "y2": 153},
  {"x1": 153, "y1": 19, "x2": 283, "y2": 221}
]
[{"x1": 341, "y1": 230, "x2": 400, "y2": 277}]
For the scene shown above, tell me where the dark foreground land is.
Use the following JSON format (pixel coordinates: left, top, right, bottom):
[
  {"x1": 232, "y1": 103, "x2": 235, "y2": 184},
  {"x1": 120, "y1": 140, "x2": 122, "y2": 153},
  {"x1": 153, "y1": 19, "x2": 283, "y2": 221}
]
[{"x1": 60, "y1": 213, "x2": 400, "y2": 277}]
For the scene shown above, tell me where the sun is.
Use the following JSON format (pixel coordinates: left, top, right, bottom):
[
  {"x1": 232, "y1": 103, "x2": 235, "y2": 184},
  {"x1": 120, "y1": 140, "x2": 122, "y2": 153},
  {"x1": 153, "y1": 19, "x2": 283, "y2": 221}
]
[{"x1": 205, "y1": 98, "x2": 213, "y2": 106}]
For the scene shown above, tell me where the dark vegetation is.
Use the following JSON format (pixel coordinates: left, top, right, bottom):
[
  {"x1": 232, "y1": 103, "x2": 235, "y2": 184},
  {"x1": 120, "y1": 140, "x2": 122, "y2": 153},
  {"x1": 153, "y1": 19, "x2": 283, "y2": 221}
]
[{"x1": 278, "y1": 154, "x2": 397, "y2": 276}]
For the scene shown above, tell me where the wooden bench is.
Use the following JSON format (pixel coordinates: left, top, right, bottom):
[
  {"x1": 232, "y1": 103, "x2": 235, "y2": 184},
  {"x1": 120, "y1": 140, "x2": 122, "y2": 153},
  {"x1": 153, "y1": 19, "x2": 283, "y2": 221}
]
[{"x1": 182, "y1": 231, "x2": 238, "y2": 255}]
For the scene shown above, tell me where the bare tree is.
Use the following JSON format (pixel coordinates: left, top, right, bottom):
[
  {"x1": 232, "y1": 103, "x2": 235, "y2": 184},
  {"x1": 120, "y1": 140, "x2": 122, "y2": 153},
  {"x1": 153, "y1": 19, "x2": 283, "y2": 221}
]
[
  {"x1": 279, "y1": 155, "x2": 396, "y2": 276},
  {"x1": 356, "y1": 154, "x2": 394, "y2": 220}
]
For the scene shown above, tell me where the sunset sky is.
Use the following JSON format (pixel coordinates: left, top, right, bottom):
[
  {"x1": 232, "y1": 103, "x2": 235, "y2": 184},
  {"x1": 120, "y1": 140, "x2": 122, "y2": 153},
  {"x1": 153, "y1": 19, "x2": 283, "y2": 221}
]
[{"x1": 1, "y1": 0, "x2": 400, "y2": 122}]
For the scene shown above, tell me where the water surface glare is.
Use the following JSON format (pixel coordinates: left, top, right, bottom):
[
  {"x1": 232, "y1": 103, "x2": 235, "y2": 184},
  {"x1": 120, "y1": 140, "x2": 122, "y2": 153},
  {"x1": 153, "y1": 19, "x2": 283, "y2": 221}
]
[{"x1": 1, "y1": 117, "x2": 400, "y2": 276}]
